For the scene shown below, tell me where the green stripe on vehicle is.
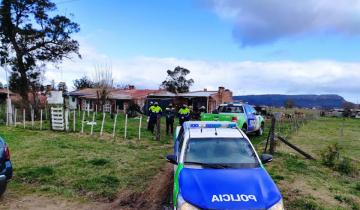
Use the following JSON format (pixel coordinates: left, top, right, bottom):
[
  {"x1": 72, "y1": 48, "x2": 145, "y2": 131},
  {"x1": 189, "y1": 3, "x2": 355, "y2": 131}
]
[{"x1": 173, "y1": 163, "x2": 184, "y2": 207}]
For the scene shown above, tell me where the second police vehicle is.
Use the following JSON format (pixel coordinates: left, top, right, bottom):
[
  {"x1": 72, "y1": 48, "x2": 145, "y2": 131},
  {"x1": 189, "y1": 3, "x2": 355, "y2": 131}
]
[{"x1": 167, "y1": 121, "x2": 283, "y2": 210}]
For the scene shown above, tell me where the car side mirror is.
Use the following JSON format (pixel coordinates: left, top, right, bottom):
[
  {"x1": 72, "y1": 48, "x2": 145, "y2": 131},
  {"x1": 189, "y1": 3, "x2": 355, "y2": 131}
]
[
  {"x1": 166, "y1": 154, "x2": 178, "y2": 165},
  {"x1": 260, "y1": 154, "x2": 273, "y2": 164}
]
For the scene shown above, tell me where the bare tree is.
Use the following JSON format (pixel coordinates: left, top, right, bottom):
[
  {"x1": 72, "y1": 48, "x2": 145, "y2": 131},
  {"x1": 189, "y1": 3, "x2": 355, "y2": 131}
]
[{"x1": 93, "y1": 64, "x2": 114, "y2": 111}]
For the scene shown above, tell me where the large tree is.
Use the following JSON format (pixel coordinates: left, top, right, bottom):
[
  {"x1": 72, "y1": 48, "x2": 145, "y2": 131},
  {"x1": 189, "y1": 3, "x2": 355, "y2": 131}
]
[
  {"x1": 161, "y1": 66, "x2": 194, "y2": 93},
  {"x1": 73, "y1": 76, "x2": 94, "y2": 90},
  {"x1": 0, "y1": 0, "x2": 80, "y2": 102}
]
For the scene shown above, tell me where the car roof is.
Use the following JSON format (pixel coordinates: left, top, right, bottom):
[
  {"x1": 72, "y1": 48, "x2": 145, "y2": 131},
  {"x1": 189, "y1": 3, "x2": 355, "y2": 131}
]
[
  {"x1": 189, "y1": 128, "x2": 244, "y2": 138},
  {"x1": 182, "y1": 121, "x2": 245, "y2": 139},
  {"x1": 219, "y1": 103, "x2": 245, "y2": 106}
]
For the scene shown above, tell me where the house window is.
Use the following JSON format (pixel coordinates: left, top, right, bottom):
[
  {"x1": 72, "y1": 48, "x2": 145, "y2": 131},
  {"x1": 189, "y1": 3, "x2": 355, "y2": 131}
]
[
  {"x1": 72, "y1": 97, "x2": 76, "y2": 102},
  {"x1": 103, "y1": 101, "x2": 111, "y2": 112}
]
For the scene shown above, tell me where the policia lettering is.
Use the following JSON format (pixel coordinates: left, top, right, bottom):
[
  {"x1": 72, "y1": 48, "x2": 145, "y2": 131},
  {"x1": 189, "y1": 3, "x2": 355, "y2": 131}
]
[{"x1": 211, "y1": 194, "x2": 257, "y2": 202}]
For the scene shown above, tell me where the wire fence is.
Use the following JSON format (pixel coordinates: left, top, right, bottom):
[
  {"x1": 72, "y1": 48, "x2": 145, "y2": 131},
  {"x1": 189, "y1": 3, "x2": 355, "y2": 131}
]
[{"x1": 0, "y1": 105, "x2": 172, "y2": 141}]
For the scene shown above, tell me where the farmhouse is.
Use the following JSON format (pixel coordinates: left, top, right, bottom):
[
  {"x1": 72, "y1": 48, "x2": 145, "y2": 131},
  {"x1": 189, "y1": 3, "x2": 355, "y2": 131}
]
[
  {"x1": 67, "y1": 87, "x2": 175, "y2": 113},
  {"x1": 177, "y1": 87, "x2": 233, "y2": 112},
  {"x1": 68, "y1": 86, "x2": 233, "y2": 113}
]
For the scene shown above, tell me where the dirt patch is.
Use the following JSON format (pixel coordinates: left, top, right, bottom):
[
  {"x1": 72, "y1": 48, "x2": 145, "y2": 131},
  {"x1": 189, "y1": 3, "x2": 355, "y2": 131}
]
[
  {"x1": 110, "y1": 163, "x2": 173, "y2": 210},
  {"x1": 0, "y1": 195, "x2": 108, "y2": 210}
]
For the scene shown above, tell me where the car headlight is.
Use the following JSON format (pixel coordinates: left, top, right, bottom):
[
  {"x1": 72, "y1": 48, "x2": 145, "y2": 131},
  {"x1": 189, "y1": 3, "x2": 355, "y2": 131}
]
[
  {"x1": 179, "y1": 202, "x2": 199, "y2": 210},
  {"x1": 267, "y1": 199, "x2": 284, "y2": 210}
]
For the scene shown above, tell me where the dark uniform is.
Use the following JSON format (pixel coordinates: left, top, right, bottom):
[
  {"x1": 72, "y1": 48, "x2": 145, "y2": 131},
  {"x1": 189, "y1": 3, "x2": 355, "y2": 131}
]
[{"x1": 165, "y1": 104, "x2": 176, "y2": 135}]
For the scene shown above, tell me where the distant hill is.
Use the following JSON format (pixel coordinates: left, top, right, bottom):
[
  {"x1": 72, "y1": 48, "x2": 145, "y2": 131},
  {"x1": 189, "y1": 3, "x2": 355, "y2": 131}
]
[{"x1": 233, "y1": 94, "x2": 346, "y2": 109}]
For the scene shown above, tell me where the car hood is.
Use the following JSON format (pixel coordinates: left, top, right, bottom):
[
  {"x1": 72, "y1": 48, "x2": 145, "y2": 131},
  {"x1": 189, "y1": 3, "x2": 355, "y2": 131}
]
[{"x1": 179, "y1": 167, "x2": 281, "y2": 210}]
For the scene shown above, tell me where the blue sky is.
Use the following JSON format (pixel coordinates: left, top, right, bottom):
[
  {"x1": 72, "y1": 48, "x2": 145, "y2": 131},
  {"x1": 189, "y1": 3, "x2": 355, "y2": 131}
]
[
  {"x1": 55, "y1": 0, "x2": 360, "y2": 62},
  {"x1": 35, "y1": 0, "x2": 360, "y2": 102}
]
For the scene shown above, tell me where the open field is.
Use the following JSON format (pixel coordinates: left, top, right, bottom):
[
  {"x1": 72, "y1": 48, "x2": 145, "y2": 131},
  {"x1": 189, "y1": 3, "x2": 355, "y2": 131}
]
[
  {"x1": 0, "y1": 125, "x2": 173, "y2": 209},
  {"x1": 270, "y1": 117, "x2": 360, "y2": 210},
  {"x1": 0, "y1": 115, "x2": 359, "y2": 209},
  {"x1": 279, "y1": 117, "x2": 360, "y2": 160}
]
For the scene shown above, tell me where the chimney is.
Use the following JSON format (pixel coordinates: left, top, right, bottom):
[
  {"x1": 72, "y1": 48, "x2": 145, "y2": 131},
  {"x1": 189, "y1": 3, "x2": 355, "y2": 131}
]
[
  {"x1": 46, "y1": 85, "x2": 52, "y2": 92},
  {"x1": 218, "y1": 86, "x2": 225, "y2": 93}
]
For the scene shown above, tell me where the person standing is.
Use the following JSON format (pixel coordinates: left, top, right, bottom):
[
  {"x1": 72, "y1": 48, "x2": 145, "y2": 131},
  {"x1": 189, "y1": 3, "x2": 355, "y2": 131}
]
[
  {"x1": 178, "y1": 104, "x2": 190, "y2": 126},
  {"x1": 165, "y1": 103, "x2": 176, "y2": 135},
  {"x1": 149, "y1": 102, "x2": 162, "y2": 133}
]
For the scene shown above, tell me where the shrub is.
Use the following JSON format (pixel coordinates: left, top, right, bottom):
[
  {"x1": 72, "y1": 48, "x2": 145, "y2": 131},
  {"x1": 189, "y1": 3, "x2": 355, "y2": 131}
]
[
  {"x1": 336, "y1": 157, "x2": 357, "y2": 175},
  {"x1": 320, "y1": 143, "x2": 340, "y2": 167}
]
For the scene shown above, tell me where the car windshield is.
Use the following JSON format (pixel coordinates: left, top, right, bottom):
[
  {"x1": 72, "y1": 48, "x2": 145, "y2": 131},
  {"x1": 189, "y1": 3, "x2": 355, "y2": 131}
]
[
  {"x1": 184, "y1": 138, "x2": 260, "y2": 168},
  {"x1": 218, "y1": 105, "x2": 244, "y2": 113}
]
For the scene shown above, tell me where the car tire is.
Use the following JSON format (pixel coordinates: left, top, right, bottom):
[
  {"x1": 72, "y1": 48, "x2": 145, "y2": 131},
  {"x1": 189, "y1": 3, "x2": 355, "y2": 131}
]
[
  {"x1": 256, "y1": 123, "x2": 264, "y2": 136},
  {"x1": 0, "y1": 182, "x2": 7, "y2": 197},
  {"x1": 241, "y1": 124, "x2": 247, "y2": 133}
]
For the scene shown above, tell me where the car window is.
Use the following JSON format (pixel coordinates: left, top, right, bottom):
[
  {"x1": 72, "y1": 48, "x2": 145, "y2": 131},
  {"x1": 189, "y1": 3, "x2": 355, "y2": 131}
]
[
  {"x1": 184, "y1": 138, "x2": 260, "y2": 168},
  {"x1": 250, "y1": 106, "x2": 257, "y2": 114},
  {"x1": 218, "y1": 105, "x2": 244, "y2": 113}
]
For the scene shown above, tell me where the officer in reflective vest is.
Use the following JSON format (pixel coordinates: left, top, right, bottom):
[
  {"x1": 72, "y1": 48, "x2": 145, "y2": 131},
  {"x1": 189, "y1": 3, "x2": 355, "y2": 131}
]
[
  {"x1": 147, "y1": 101, "x2": 154, "y2": 131},
  {"x1": 165, "y1": 103, "x2": 176, "y2": 135},
  {"x1": 178, "y1": 104, "x2": 190, "y2": 126},
  {"x1": 149, "y1": 102, "x2": 162, "y2": 133}
]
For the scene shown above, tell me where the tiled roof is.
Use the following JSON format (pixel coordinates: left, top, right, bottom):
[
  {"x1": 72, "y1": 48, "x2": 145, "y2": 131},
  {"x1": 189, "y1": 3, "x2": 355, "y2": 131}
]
[{"x1": 178, "y1": 91, "x2": 217, "y2": 97}]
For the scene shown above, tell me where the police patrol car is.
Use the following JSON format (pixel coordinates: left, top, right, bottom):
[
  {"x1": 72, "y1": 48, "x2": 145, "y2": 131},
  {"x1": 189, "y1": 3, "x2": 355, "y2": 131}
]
[{"x1": 166, "y1": 121, "x2": 283, "y2": 210}]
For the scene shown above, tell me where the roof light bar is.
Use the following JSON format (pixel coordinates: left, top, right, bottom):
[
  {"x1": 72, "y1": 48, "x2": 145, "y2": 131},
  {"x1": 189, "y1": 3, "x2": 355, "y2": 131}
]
[{"x1": 188, "y1": 122, "x2": 237, "y2": 129}]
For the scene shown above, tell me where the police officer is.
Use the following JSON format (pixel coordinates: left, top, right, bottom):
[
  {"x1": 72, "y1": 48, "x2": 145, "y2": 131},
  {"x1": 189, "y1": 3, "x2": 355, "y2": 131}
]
[
  {"x1": 149, "y1": 102, "x2": 162, "y2": 133},
  {"x1": 147, "y1": 101, "x2": 155, "y2": 131},
  {"x1": 165, "y1": 103, "x2": 176, "y2": 135},
  {"x1": 178, "y1": 104, "x2": 190, "y2": 126},
  {"x1": 199, "y1": 106, "x2": 206, "y2": 113}
]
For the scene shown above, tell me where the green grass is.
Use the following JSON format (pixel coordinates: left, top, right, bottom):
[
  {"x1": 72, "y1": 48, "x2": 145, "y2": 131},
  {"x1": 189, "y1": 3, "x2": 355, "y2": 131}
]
[
  {"x1": 281, "y1": 117, "x2": 360, "y2": 160},
  {"x1": 0, "y1": 126, "x2": 172, "y2": 201},
  {"x1": 267, "y1": 117, "x2": 360, "y2": 209}
]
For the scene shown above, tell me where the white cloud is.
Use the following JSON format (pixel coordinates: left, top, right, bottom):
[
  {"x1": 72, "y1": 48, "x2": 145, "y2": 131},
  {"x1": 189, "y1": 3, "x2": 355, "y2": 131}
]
[
  {"x1": 2, "y1": 40, "x2": 359, "y2": 103},
  {"x1": 204, "y1": 0, "x2": 360, "y2": 45}
]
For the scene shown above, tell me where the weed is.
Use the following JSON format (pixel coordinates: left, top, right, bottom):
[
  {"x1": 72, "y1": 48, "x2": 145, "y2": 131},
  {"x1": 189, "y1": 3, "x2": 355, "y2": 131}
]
[
  {"x1": 17, "y1": 166, "x2": 55, "y2": 183},
  {"x1": 336, "y1": 157, "x2": 357, "y2": 175},
  {"x1": 87, "y1": 158, "x2": 110, "y2": 166},
  {"x1": 289, "y1": 196, "x2": 325, "y2": 210},
  {"x1": 320, "y1": 143, "x2": 340, "y2": 167}
]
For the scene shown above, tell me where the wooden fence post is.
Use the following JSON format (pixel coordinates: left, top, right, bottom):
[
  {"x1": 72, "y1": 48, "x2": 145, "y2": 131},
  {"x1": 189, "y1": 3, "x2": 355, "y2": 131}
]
[
  {"x1": 31, "y1": 109, "x2": 34, "y2": 129},
  {"x1": 40, "y1": 109, "x2": 43, "y2": 130},
  {"x1": 14, "y1": 109, "x2": 17, "y2": 127},
  {"x1": 90, "y1": 111, "x2": 95, "y2": 135},
  {"x1": 269, "y1": 115, "x2": 276, "y2": 155},
  {"x1": 124, "y1": 114, "x2": 128, "y2": 140},
  {"x1": 81, "y1": 111, "x2": 85, "y2": 133},
  {"x1": 73, "y1": 110, "x2": 76, "y2": 132},
  {"x1": 23, "y1": 109, "x2": 26, "y2": 129},
  {"x1": 112, "y1": 114, "x2": 118, "y2": 139},
  {"x1": 65, "y1": 109, "x2": 69, "y2": 131},
  {"x1": 100, "y1": 112, "x2": 105, "y2": 136},
  {"x1": 138, "y1": 116, "x2": 142, "y2": 140}
]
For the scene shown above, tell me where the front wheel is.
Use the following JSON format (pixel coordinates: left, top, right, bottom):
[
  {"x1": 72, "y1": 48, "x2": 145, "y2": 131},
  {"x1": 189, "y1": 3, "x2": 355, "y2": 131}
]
[
  {"x1": 0, "y1": 182, "x2": 7, "y2": 197},
  {"x1": 241, "y1": 124, "x2": 247, "y2": 133},
  {"x1": 256, "y1": 123, "x2": 264, "y2": 136}
]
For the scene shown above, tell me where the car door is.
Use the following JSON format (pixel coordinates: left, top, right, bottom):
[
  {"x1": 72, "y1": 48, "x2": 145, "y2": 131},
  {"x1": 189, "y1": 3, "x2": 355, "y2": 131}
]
[{"x1": 245, "y1": 105, "x2": 257, "y2": 132}]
